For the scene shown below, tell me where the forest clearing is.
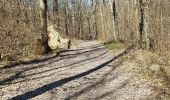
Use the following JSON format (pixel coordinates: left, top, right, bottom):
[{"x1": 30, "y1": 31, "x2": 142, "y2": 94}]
[{"x1": 0, "y1": 0, "x2": 170, "y2": 100}]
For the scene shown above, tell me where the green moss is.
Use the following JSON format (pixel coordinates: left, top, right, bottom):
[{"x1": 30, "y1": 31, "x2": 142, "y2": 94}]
[
  {"x1": 104, "y1": 41, "x2": 125, "y2": 55},
  {"x1": 105, "y1": 41, "x2": 118, "y2": 49}
]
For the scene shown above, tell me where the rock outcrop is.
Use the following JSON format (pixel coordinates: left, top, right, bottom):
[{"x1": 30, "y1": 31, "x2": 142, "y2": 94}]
[{"x1": 47, "y1": 25, "x2": 70, "y2": 52}]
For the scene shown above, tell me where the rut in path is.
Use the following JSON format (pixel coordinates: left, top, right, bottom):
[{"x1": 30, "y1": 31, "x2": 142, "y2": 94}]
[{"x1": 0, "y1": 41, "x2": 152, "y2": 100}]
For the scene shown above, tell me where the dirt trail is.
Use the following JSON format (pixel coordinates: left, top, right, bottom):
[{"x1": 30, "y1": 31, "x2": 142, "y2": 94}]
[{"x1": 0, "y1": 40, "x2": 154, "y2": 100}]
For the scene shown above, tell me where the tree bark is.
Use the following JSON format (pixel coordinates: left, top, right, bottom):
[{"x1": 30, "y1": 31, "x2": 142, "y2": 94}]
[
  {"x1": 53, "y1": 0, "x2": 60, "y2": 31},
  {"x1": 64, "y1": 0, "x2": 69, "y2": 36},
  {"x1": 139, "y1": 0, "x2": 144, "y2": 48},
  {"x1": 39, "y1": 0, "x2": 51, "y2": 54},
  {"x1": 108, "y1": 0, "x2": 117, "y2": 41}
]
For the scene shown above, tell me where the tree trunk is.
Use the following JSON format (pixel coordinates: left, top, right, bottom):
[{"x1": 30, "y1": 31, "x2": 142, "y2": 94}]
[
  {"x1": 39, "y1": 0, "x2": 51, "y2": 54},
  {"x1": 53, "y1": 0, "x2": 60, "y2": 30},
  {"x1": 139, "y1": 0, "x2": 144, "y2": 48},
  {"x1": 108, "y1": 0, "x2": 117, "y2": 41},
  {"x1": 64, "y1": 0, "x2": 69, "y2": 36}
]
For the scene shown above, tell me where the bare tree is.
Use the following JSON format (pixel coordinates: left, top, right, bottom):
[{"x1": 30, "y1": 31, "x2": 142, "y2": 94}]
[
  {"x1": 108, "y1": 0, "x2": 117, "y2": 41},
  {"x1": 53, "y1": 0, "x2": 60, "y2": 30},
  {"x1": 39, "y1": 0, "x2": 51, "y2": 54}
]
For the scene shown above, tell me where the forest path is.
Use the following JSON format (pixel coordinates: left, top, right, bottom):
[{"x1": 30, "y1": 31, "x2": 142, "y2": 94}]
[{"x1": 0, "y1": 40, "x2": 153, "y2": 100}]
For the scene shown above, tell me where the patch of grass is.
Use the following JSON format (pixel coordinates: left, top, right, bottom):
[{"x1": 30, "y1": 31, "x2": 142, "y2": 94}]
[
  {"x1": 105, "y1": 41, "x2": 118, "y2": 49},
  {"x1": 104, "y1": 41, "x2": 125, "y2": 55}
]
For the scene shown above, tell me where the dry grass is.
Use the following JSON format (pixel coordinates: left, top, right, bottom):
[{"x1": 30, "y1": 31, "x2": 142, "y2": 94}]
[
  {"x1": 122, "y1": 51, "x2": 169, "y2": 99},
  {"x1": 105, "y1": 42, "x2": 170, "y2": 98}
]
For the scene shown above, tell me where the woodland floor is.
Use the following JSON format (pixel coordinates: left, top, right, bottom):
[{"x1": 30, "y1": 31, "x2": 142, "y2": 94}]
[{"x1": 0, "y1": 40, "x2": 169, "y2": 100}]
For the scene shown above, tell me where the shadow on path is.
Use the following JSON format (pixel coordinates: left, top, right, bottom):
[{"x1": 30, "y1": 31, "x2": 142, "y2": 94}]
[
  {"x1": 94, "y1": 80, "x2": 129, "y2": 100},
  {"x1": 0, "y1": 50, "x2": 108, "y2": 85},
  {"x1": 0, "y1": 45, "x2": 104, "y2": 70},
  {"x1": 64, "y1": 62, "x2": 120, "y2": 100},
  {"x1": 0, "y1": 54, "x2": 60, "y2": 70},
  {"x1": 10, "y1": 46, "x2": 133, "y2": 100}
]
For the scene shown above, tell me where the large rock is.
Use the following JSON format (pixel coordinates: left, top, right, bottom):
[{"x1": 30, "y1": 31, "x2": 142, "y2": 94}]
[{"x1": 47, "y1": 26, "x2": 70, "y2": 52}]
